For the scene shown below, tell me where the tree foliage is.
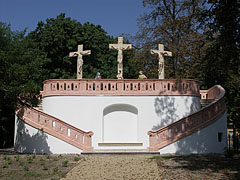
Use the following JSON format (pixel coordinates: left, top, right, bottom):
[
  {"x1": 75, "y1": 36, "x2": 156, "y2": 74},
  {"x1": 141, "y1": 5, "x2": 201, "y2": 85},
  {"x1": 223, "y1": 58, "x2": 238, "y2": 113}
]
[
  {"x1": 136, "y1": 0, "x2": 207, "y2": 80},
  {"x1": 29, "y1": 13, "x2": 137, "y2": 79},
  {"x1": 0, "y1": 14, "x2": 137, "y2": 147},
  {"x1": 0, "y1": 22, "x2": 49, "y2": 148},
  {"x1": 202, "y1": 0, "x2": 240, "y2": 130},
  {"x1": 136, "y1": 0, "x2": 240, "y2": 131}
]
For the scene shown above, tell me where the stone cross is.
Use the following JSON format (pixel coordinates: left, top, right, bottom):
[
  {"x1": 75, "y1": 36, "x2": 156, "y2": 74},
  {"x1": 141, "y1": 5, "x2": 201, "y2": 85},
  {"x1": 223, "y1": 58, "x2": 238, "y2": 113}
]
[
  {"x1": 151, "y1": 44, "x2": 172, "y2": 79},
  {"x1": 69, "y1": 45, "x2": 91, "y2": 79},
  {"x1": 109, "y1": 37, "x2": 132, "y2": 79}
]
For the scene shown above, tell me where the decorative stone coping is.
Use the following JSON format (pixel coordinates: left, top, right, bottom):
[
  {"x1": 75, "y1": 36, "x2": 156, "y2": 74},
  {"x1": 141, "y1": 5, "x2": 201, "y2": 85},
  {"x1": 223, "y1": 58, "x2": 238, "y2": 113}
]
[
  {"x1": 42, "y1": 79, "x2": 200, "y2": 97},
  {"x1": 98, "y1": 143, "x2": 143, "y2": 146},
  {"x1": 16, "y1": 106, "x2": 94, "y2": 152},
  {"x1": 147, "y1": 85, "x2": 226, "y2": 152}
]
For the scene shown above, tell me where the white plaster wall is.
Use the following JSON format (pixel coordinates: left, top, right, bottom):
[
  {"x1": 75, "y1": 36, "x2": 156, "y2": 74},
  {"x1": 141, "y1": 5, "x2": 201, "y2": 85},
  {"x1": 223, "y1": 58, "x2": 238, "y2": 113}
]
[
  {"x1": 42, "y1": 95, "x2": 200, "y2": 150},
  {"x1": 104, "y1": 111, "x2": 138, "y2": 142},
  {"x1": 14, "y1": 116, "x2": 82, "y2": 154},
  {"x1": 159, "y1": 112, "x2": 227, "y2": 154}
]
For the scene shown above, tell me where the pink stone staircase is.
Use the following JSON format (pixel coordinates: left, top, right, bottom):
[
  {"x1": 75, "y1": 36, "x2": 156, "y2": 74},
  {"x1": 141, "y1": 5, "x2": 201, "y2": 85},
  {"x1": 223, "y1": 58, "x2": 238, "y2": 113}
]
[
  {"x1": 148, "y1": 85, "x2": 226, "y2": 152},
  {"x1": 16, "y1": 106, "x2": 94, "y2": 152}
]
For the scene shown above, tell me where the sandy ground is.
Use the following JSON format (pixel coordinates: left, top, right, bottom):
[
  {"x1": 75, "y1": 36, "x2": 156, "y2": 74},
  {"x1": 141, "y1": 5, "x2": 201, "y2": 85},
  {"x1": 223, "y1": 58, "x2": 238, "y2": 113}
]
[
  {"x1": 61, "y1": 155, "x2": 160, "y2": 180},
  {"x1": 61, "y1": 154, "x2": 240, "y2": 180}
]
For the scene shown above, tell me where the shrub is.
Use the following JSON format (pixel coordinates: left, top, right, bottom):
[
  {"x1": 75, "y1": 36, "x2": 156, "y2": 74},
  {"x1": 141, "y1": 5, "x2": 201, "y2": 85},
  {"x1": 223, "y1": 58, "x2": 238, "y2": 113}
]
[
  {"x1": 74, "y1": 157, "x2": 80, "y2": 161},
  {"x1": 62, "y1": 160, "x2": 68, "y2": 167},
  {"x1": 27, "y1": 156, "x2": 33, "y2": 164},
  {"x1": 15, "y1": 155, "x2": 20, "y2": 161},
  {"x1": 23, "y1": 166, "x2": 29, "y2": 171},
  {"x1": 53, "y1": 167, "x2": 59, "y2": 173},
  {"x1": 42, "y1": 165, "x2": 48, "y2": 170},
  {"x1": 19, "y1": 161, "x2": 24, "y2": 166},
  {"x1": 7, "y1": 159, "x2": 12, "y2": 165},
  {"x1": 32, "y1": 154, "x2": 36, "y2": 159},
  {"x1": 2, "y1": 163, "x2": 8, "y2": 168}
]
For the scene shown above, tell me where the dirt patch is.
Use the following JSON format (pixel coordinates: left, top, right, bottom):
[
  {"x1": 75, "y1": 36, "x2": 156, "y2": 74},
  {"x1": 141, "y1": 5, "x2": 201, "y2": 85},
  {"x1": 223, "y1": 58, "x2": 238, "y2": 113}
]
[
  {"x1": 0, "y1": 153, "x2": 82, "y2": 180},
  {"x1": 152, "y1": 154, "x2": 240, "y2": 180},
  {"x1": 1, "y1": 153, "x2": 239, "y2": 180}
]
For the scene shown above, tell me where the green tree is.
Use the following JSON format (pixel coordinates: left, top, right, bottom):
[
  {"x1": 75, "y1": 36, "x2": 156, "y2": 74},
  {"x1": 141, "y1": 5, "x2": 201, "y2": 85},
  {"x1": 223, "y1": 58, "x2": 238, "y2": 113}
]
[
  {"x1": 203, "y1": 0, "x2": 240, "y2": 133},
  {"x1": 0, "y1": 15, "x2": 138, "y2": 147},
  {"x1": 0, "y1": 22, "x2": 49, "y2": 148},
  {"x1": 29, "y1": 13, "x2": 137, "y2": 79},
  {"x1": 136, "y1": 0, "x2": 207, "y2": 80}
]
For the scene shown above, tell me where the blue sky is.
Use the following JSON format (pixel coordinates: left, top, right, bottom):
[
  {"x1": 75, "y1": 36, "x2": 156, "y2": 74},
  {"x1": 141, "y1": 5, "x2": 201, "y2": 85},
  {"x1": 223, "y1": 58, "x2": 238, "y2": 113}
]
[{"x1": 0, "y1": 0, "x2": 148, "y2": 37}]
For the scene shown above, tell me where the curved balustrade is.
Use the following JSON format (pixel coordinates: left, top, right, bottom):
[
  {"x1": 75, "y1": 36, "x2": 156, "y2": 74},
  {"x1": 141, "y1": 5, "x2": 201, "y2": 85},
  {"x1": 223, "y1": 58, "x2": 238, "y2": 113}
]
[
  {"x1": 148, "y1": 85, "x2": 226, "y2": 152},
  {"x1": 16, "y1": 106, "x2": 94, "y2": 152},
  {"x1": 42, "y1": 79, "x2": 200, "y2": 97}
]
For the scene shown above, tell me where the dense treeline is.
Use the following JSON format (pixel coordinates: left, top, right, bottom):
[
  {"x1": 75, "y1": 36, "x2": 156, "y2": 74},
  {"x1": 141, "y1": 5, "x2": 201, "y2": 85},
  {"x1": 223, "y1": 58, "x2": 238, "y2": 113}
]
[
  {"x1": 0, "y1": 1, "x2": 239, "y2": 148},
  {"x1": 135, "y1": 0, "x2": 239, "y2": 140},
  {"x1": 0, "y1": 14, "x2": 138, "y2": 148}
]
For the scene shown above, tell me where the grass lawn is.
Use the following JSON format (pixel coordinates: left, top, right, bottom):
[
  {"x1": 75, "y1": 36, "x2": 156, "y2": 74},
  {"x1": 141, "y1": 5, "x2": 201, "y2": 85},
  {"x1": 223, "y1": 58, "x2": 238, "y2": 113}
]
[{"x1": 0, "y1": 153, "x2": 82, "y2": 180}]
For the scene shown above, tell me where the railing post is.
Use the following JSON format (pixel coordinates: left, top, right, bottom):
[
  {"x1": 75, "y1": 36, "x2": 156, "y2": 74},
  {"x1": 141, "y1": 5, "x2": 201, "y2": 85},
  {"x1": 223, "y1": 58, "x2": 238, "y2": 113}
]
[
  {"x1": 83, "y1": 131, "x2": 94, "y2": 152},
  {"x1": 148, "y1": 131, "x2": 156, "y2": 152},
  {"x1": 80, "y1": 80, "x2": 87, "y2": 92},
  {"x1": 117, "y1": 80, "x2": 124, "y2": 93}
]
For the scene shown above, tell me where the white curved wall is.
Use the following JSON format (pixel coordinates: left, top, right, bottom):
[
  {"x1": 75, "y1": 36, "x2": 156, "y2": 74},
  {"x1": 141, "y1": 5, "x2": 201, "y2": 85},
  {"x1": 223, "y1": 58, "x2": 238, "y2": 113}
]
[
  {"x1": 159, "y1": 112, "x2": 227, "y2": 154},
  {"x1": 14, "y1": 117, "x2": 82, "y2": 154},
  {"x1": 42, "y1": 95, "x2": 200, "y2": 150}
]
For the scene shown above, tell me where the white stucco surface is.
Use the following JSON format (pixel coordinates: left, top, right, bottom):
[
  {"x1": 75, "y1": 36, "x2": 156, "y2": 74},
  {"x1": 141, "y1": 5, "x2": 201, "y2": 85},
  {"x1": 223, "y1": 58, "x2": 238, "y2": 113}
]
[
  {"x1": 42, "y1": 95, "x2": 200, "y2": 150},
  {"x1": 159, "y1": 112, "x2": 228, "y2": 154},
  {"x1": 14, "y1": 117, "x2": 82, "y2": 154}
]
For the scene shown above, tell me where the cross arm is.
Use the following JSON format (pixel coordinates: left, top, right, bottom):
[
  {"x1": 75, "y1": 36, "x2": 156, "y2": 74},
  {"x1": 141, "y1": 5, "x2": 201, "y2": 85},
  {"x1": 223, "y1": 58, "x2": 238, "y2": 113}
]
[
  {"x1": 109, "y1": 44, "x2": 117, "y2": 50},
  {"x1": 80, "y1": 50, "x2": 91, "y2": 56},
  {"x1": 162, "y1": 51, "x2": 172, "y2": 57},
  {"x1": 109, "y1": 44, "x2": 132, "y2": 50},
  {"x1": 151, "y1": 49, "x2": 160, "y2": 55},
  {"x1": 69, "y1": 52, "x2": 78, "y2": 57}
]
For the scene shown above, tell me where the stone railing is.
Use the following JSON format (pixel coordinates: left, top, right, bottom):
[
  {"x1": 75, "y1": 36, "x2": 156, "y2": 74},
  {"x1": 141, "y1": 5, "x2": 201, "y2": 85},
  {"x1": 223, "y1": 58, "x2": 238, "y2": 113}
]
[
  {"x1": 16, "y1": 106, "x2": 94, "y2": 152},
  {"x1": 42, "y1": 79, "x2": 200, "y2": 97},
  {"x1": 148, "y1": 85, "x2": 226, "y2": 152}
]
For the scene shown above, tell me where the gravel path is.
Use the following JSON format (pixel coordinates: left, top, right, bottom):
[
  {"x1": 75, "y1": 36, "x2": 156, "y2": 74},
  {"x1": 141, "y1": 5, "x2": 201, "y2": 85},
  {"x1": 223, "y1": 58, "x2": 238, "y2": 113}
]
[
  {"x1": 61, "y1": 154, "x2": 239, "y2": 180},
  {"x1": 61, "y1": 155, "x2": 160, "y2": 180}
]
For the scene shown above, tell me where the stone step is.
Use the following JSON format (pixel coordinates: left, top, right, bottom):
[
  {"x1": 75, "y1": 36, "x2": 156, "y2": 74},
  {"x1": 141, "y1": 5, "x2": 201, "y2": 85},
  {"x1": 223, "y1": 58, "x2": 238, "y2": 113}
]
[
  {"x1": 36, "y1": 100, "x2": 43, "y2": 110},
  {"x1": 98, "y1": 142, "x2": 143, "y2": 147},
  {"x1": 200, "y1": 99, "x2": 214, "y2": 108},
  {"x1": 83, "y1": 149, "x2": 159, "y2": 155},
  {"x1": 94, "y1": 148, "x2": 148, "y2": 152}
]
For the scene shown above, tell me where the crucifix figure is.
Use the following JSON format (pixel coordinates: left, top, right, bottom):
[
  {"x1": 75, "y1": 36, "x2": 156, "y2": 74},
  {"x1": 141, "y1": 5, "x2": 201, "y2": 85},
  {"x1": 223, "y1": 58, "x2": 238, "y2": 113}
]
[
  {"x1": 151, "y1": 44, "x2": 172, "y2": 79},
  {"x1": 69, "y1": 45, "x2": 91, "y2": 79},
  {"x1": 109, "y1": 37, "x2": 132, "y2": 79}
]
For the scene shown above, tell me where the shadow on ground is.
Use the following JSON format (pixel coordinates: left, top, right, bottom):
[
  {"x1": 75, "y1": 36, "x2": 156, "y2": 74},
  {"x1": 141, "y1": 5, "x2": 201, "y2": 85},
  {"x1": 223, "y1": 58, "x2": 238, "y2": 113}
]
[{"x1": 154, "y1": 154, "x2": 240, "y2": 179}]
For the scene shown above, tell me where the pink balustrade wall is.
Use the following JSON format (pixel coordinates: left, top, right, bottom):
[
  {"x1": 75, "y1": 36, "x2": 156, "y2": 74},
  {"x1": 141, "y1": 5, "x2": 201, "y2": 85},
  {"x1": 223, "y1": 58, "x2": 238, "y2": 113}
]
[
  {"x1": 42, "y1": 79, "x2": 200, "y2": 97},
  {"x1": 16, "y1": 106, "x2": 94, "y2": 152},
  {"x1": 148, "y1": 85, "x2": 226, "y2": 152}
]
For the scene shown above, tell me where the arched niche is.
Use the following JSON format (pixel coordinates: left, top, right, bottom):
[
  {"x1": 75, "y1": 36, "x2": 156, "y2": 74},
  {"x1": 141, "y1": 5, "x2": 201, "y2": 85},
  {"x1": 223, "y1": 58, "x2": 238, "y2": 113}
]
[{"x1": 103, "y1": 104, "x2": 138, "y2": 143}]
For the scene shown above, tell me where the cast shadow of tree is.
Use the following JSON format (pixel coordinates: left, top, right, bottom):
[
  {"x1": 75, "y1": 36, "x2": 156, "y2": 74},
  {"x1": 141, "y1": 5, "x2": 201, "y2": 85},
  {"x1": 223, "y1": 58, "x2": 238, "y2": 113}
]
[
  {"x1": 14, "y1": 117, "x2": 51, "y2": 154},
  {"x1": 184, "y1": 96, "x2": 201, "y2": 115},
  {"x1": 175, "y1": 130, "x2": 209, "y2": 154},
  {"x1": 159, "y1": 154, "x2": 240, "y2": 179},
  {"x1": 152, "y1": 96, "x2": 179, "y2": 131},
  {"x1": 153, "y1": 95, "x2": 201, "y2": 131}
]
